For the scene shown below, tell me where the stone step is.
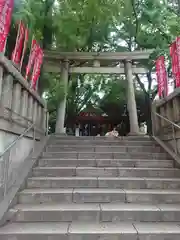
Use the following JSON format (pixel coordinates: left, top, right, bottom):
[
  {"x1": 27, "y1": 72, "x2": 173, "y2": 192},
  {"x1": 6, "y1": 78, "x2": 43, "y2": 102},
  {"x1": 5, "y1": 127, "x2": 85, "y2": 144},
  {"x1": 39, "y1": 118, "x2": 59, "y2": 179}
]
[
  {"x1": 18, "y1": 189, "x2": 74, "y2": 204},
  {"x1": 1, "y1": 222, "x2": 180, "y2": 240},
  {"x1": 46, "y1": 145, "x2": 163, "y2": 153},
  {"x1": 50, "y1": 135, "x2": 152, "y2": 141},
  {"x1": 48, "y1": 140, "x2": 159, "y2": 147},
  {"x1": 42, "y1": 152, "x2": 170, "y2": 160},
  {"x1": 98, "y1": 177, "x2": 180, "y2": 189},
  {"x1": 18, "y1": 188, "x2": 180, "y2": 204},
  {"x1": 10, "y1": 203, "x2": 180, "y2": 222},
  {"x1": 27, "y1": 177, "x2": 98, "y2": 188},
  {"x1": 39, "y1": 158, "x2": 174, "y2": 168},
  {"x1": 27, "y1": 177, "x2": 180, "y2": 189},
  {"x1": 32, "y1": 167, "x2": 180, "y2": 178},
  {"x1": 49, "y1": 141, "x2": 158, "y2": 148}
]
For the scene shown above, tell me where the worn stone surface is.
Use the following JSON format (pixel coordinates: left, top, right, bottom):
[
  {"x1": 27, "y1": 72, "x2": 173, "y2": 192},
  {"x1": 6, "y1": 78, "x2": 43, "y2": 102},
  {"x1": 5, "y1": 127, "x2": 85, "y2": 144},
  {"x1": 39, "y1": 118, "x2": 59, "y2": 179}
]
[
  {"x1": 12, "y1": 203, "x2": 101, "y2": 222},
  {"x1": 1, "y1": 135, "x2": 180, "y2": 240},
  {"x1": 27, "y1": 177, "x2": 98, "y2": 188},
  {"x1": 125, "y1": 189, "x2": 180, "y2": 204},
  {"x1": 18, "y1": 189, "x2": 73, "y2": 204},
  {"x1": 33, "y1": 167, "x2": 76, "y2": 177},
  {"x1": 98, "y1": 177, "x2": 146, "y2": 189},
  {"x1": 73, "y1": 188, "x2": 126, "y2": 203}
]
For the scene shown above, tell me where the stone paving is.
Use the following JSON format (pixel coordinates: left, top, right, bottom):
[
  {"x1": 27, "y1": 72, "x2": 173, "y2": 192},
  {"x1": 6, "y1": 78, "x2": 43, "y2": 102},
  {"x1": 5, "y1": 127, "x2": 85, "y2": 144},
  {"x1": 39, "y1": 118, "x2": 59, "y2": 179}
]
[{"x1": 1, "y1": 136, "x2": 180, "y2": 239}]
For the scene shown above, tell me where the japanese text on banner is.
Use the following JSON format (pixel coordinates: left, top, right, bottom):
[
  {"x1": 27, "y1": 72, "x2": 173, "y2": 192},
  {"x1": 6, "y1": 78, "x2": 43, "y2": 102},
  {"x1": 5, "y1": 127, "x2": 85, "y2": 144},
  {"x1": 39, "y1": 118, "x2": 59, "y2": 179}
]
[
  {"x1": 25, "y1": 39, "x2": 40, "y2": 79},
  {"x1": 170, "y1": 41, "x2": 180, "y2": 88},
  {"x1": 0, "y1": 0, "x2": 14, "y2": 52},
  {"x1": 176, "y1": 37, "x2": 180, "y2": 87},
  {"x1": 11, "y1": 21, "x2": 25, "y2": 64},
  {"x1": 20, "y1": 27, "x2": 29, "y2": 70},
  {"x1": 156, "y1": 56, "x2": 168, "y2": 98},
  {"x1": 31, "y1": 48, "x2": 43, "y2": 90}
]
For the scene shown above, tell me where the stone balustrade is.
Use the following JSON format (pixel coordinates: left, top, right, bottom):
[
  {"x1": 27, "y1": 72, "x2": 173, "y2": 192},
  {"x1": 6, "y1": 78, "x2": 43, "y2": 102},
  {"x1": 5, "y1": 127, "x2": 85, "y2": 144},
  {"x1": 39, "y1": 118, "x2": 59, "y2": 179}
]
[
  {"x1": 0, "y1": 53, "x2": 47, "y2": 141},
  {"x1": 152, "y1": 88, "x2": 180, "y2": 154},
  {"x1": 0, "y1": 54, "x2": 48, "y2": 192}
]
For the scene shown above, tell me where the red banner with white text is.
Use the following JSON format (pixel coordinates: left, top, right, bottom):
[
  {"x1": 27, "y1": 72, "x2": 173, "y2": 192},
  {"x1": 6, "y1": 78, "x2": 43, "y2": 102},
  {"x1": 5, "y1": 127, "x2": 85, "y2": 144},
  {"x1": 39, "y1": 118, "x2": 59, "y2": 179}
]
[
  {"x1": 156, "y1": 56, "x2": 168, "y2": 98},
  {"x1": 31, "y1": 47, "x2": 43, "y2": 90},
  {"x1": 0, "y1": 0, "x2": 14, "y2": 52},
  {"x1": 170, "y1": 41, "x2": 180, "y2": 88},
  {"x1": 11, "y1": 21, "x2": 25, "y2": 64},
  {"x1": 25, "y1": 39, "x2": 40, "y2": 80},
  {"x1": 20, "y1": 27, "x2": 29, "y2": 71},
  {"x1": 175, "y1": 37, "x2": 180, "y2": 87}
]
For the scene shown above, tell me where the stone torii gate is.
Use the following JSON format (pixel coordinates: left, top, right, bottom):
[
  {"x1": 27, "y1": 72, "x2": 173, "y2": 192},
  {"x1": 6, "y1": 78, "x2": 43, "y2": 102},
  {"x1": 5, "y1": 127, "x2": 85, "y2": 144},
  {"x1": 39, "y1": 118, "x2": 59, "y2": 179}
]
[{"x1": 44, "y1": 50, "x2": 153, "y2": 135}]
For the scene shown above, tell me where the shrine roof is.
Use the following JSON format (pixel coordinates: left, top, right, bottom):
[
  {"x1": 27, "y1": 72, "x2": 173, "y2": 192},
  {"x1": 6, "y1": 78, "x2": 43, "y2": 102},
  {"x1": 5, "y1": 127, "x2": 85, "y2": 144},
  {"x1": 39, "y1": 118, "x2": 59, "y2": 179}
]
[{"x1": 79, "y1": 104, "x2": 108, "y2": 117}]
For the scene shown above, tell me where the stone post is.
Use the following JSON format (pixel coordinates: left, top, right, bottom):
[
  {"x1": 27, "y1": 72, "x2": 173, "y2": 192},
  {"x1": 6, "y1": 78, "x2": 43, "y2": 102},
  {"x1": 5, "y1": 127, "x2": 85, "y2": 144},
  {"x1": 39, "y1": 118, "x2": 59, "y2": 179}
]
[
  {"x1": 55, "y1": 60, "x2": 69, "y2": 134},
  {"x1": 124, "y1": 60, "x2": 140, "y2": 135},
  {"x1": 37, "y1": 105, "x2": 42, "y2": 127},
  {"x1": 12, "y1": 83, "x2": 21, "y2": 115},
  {"x1": 173, "y1": 98, "x2": 179, "y2": 123},
  {"x1": 42, "y1": 107, "x2": 47, "y2": 132},
  {"x1": 28, "y1": 95, "x2": 34, "y2": 123},
  {"x1": 160, "y1": 107, "x2": 165, "y2": 127},
  {"x1": 21, "y1": 90, "x2": 28, "y2": 124},
  {"x1": 166, "y1": 102, "x2": 172, "y2": 122},
  {"x1": 33, "y1": 101, "x2": 38, "y2": 124},
  {"x1": 1, "y1": 75, "x2": 14, "y2": 109}
]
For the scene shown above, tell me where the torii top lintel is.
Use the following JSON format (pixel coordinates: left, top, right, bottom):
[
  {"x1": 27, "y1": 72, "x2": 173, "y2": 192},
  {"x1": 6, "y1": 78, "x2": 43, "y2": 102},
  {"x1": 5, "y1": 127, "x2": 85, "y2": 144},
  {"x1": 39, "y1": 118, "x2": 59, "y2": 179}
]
[{"x1": 44, "y1": 50, "x2": 153, "y2": 61}]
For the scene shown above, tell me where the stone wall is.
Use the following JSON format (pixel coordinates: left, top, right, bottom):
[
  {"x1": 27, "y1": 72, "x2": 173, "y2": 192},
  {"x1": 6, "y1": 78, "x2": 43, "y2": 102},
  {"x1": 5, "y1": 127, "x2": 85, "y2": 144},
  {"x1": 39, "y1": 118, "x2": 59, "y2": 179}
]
[
  {"x1": 152, "y1": 88, "x2": 180, "y2": 155},
  {"x1": 0, "y1": 53, "x2": 47, "y2": 192}
]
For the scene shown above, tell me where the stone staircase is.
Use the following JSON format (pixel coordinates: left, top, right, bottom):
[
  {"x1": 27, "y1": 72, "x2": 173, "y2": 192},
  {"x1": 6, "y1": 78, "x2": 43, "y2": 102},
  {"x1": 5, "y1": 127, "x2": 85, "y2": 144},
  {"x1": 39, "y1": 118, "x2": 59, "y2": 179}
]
[{"x1": 1, "y1": 136, "x2": 180, "y2": 239}]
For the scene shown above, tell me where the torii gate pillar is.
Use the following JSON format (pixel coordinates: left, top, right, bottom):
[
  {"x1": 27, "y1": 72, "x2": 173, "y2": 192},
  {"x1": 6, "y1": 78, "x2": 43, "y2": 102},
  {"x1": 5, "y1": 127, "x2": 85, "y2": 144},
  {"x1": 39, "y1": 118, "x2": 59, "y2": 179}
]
[
  {"x1": 55, "y1": 60, "x2": 69, "y2": 134},
  {"x1": 125, "y1": 60, "x2": 140, "y2": 135}
]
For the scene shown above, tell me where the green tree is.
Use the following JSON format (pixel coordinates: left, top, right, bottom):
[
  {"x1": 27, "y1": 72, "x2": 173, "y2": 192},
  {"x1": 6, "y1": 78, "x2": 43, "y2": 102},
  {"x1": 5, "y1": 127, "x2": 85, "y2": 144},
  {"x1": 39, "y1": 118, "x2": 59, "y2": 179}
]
[{"x1": 10, "y1": 0, "x2": 180, "y2": 134}]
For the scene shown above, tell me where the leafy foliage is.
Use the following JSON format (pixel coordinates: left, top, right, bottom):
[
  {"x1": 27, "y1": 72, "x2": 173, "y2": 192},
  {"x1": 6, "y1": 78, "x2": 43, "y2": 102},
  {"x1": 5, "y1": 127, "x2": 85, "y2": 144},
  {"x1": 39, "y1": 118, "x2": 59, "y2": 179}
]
[{"x1": 10, "y1": 0, "x2": 180, "y2": 133}]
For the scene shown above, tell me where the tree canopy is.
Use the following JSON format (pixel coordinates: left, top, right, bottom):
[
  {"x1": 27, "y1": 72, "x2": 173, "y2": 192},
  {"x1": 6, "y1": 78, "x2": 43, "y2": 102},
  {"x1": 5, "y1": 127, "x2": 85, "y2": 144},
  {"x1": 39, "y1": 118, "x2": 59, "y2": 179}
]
[{"x1": 9, "y1": 0, "x2": 180, "y2": 133}]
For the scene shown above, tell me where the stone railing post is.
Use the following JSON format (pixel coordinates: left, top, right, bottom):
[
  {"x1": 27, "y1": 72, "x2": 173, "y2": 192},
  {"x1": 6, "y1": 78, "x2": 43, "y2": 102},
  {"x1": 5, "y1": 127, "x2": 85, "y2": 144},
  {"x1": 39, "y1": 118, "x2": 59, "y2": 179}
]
[
  {"x1": 160, "y1": 106, "x2": 165, "y2": 128},
  {"x1": 27, "y1": 95, "x2": 34, "y2": 123},
  {"x1": 165, "y1": 101, "x2": 172, "y2": 122},
  {"x1": 173, "y1": 97, "x2": 180, "y2": 123},
  {"x1": 12, "y1": 82, "x2": 22, "y2": 116},
  {"x1": 33, "y1": 101, "x2": 38, "y2": 125},
  {"x1": 1, "y1": 74, "x2": 14, "y2": 109},
  {"x1": 154, "y1": 88, "x2": 180, "y2": 147},
  {"x1": 21, "y1": 89, "x2": 28, "y2": 124},
  {"x1": 37, "y1": 105, "x2": 42, "y2": 127},
  {"x1": 42, "y1": 105, "x2": 47, "y2": 132},
  {"x1": 0, "y1": 55, "x2": 47, "y2": 141}
]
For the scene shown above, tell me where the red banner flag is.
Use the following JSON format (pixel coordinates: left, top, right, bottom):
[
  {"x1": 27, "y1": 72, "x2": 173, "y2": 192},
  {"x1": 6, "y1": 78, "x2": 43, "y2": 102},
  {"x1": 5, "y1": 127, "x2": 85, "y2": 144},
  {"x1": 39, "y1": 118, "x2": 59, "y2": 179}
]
[
  {"x1": 176, "y1": 37, "x2": 180, "y2": 87},
  {"x1": 0, "y1": 0, "x2": 14, "y2": 52},
  {"x1": 11, "y1": 21, "x2": 25, "y2": 64},
  {"x1": 156, "y1": 56, "x2": 168, "y2": 98},
  {"x1": 20, "y1": 27, "x2": 28, "y2": 71},
  {"x1": 170, "y1": 41, "x2": 180, "y2": 88},
  {"x1": 31, "y1": 47, "x2": 43, "y2": 90},
  {"x1": 25, "y1": 39, "x2": 40, "y2": 80}
]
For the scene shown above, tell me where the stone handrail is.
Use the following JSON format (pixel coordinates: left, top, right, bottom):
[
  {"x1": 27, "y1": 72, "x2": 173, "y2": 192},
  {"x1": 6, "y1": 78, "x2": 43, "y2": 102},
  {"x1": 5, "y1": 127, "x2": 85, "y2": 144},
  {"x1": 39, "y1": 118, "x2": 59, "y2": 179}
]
[
  {"x1": 0, "y1": 55, "x2": 48, "y2": 224},
  {"x1": 0, "y1": 53, "x2": 45, "y2": 106},
  {"x1": 152, "y1": 89, "x2": 180, "y2": 139},
  {"x1": 152, "y1": 89, "x2": 180, "y2": 156},
  {"x1": 0, "y1": 54, "x2": 47, "y2": 138}
]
